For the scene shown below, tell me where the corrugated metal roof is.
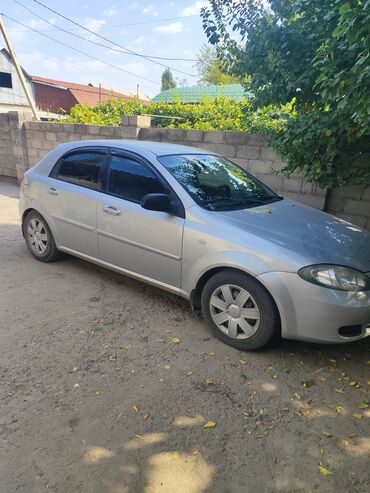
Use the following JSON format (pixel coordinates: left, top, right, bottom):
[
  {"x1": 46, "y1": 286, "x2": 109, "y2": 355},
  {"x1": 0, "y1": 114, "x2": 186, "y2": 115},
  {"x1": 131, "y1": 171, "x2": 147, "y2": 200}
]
[{"x1": 152, "y1": 84, "x2": 252, "y2": 103}]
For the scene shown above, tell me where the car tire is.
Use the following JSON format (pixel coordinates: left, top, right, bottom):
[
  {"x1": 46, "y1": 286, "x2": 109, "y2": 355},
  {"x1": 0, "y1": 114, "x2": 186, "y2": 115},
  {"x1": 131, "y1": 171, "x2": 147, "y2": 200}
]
[
  {"x1": 22, "y1": 211, "x2": 63, "y2": 262},
  {"x1": 201, "y1": 270, "x2": 280, "y2": 350}
]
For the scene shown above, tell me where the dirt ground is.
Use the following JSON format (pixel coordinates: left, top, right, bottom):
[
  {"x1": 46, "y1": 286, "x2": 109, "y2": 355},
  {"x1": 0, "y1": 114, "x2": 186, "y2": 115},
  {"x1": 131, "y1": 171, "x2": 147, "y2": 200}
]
[{"x1": 0, "y1": 179, "x2": 369, "y2": 493}]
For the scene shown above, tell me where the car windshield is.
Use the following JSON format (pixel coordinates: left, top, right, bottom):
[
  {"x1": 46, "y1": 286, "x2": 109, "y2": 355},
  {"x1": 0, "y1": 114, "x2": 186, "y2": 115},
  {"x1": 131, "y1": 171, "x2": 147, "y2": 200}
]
[{"x1": 158, "y1": 154, "x2": 282, "y2": 211}]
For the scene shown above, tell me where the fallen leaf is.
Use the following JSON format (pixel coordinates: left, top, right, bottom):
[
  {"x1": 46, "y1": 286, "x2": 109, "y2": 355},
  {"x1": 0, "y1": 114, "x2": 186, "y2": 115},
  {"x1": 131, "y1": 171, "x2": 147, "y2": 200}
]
[
  {"x1": 352, "y1": 413, "x2": 362, "y2": 420},
  {"x1": 205, "y1": 378, "x2": 214, "y2": 385},
  {"x1": 272, "y1": 374, "x2": 278, "y2": 379},
  {"x1": 191, "y1": 450, "x2": 199, "y2": 456},
  {"x1": 171, "y1": 337, "x2": 181, "y2": 344},
  {"x1": 68, "y1": 366, "x2": 78, "y2": 373},
  {"x1": 120, "y1": 344, "x2": 130, "y2": 350},
  {"x1": 335, "y1": 406, "x2": 343, "y2": 413},
  {"x1": 329, "y1": 359, "x2": 336, "y2": 364},
  {"x1": 132, "y1": 405, "x2": 140, "y2": 414},
  {"x1": 164, "y1": 365, "x2": 171, "y2": 370},
  {"x1": 204, "y1": 421, "x2": 217, "y2": 428},
  {"x1": 358, "y1": 403, "x2": 369, "y2": 409},
  {"x1": 350, "y1": 381, "x2": 359, "y2": 387},
  {"x1": 321, "y1": 431, "x2": 332, "y2": 437},
  {"x1": 281, "y1": 367, "x2": 290, "y2": 373},
  {"x1": 319, "y1": 465, "x2": 333, "y2": 477},
  {"x1": 172, "y1": 452, "x2": 181, "y2": 461},
  {"x1": 335, "y1": 388, "x2": 344, "y2": 394},
  {"x1": 135, "y1": 435, "x2": 144, "y2": 440},
  {"x1": 143, "y1": 414, "x2": 149, "y2": 421},
  {"x1": 187, "y1": 371, "x2": 193, "y2": 376},
  {"x1": 209, "y1": 352, "x2": 216, "y2": 357}
]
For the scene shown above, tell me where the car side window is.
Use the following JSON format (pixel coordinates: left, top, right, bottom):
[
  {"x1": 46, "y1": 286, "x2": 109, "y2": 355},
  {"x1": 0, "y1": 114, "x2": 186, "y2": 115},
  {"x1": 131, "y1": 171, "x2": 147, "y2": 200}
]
[
  {"x1": 55, "y1": 151, "x2": 105, "y2": 190},
  {"x1": 108, "y1": 155, "x2": 167, "y2": 203}
]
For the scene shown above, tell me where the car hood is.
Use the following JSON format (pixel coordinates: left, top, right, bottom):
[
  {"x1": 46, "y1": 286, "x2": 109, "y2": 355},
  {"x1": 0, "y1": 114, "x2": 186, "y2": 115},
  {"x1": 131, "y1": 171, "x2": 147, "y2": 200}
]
[{"x1": 217, "y1": 198, "x2": 370, "y2": 272}]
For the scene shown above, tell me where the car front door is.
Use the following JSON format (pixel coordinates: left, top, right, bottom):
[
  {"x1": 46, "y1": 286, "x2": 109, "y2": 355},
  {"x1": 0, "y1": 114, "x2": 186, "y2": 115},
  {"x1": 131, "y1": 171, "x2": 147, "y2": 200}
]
[
  {"x1": 45, "y1": 147, "x2": 108, "y2": 258},
  {"x1": 97, "y1": 150, "x2": 184, "y2": 288}
]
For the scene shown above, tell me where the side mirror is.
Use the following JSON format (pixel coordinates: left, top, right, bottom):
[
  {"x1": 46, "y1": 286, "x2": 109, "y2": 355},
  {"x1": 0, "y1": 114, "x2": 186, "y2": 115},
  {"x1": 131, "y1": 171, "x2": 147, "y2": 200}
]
[{"x1": 141, "y1": 193, "x2": 172, "y2": 213}]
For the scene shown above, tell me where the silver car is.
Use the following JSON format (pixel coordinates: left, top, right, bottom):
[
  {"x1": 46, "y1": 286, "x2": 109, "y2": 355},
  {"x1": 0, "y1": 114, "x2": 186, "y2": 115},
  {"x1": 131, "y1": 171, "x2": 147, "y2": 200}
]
[{"x1": 19, "y1": 140, "x2": 370, "y2": 350}]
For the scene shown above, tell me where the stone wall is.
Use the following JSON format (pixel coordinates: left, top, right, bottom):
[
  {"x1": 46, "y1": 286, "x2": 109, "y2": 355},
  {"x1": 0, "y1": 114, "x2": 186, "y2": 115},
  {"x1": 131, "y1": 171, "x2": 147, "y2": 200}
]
[
  {"x1": 327, "y1": 186, "x2": 370, "y2": 230},
  {"x1": 0, "y1": 112, "x2": 369, "y2": 229}
]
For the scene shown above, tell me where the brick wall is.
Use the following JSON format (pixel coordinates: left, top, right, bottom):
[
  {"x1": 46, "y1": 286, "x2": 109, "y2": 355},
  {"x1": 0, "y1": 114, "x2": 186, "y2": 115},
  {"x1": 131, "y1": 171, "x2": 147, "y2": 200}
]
[{"x1": 0, "y1": 112, "x2": 369, "y2": 229}]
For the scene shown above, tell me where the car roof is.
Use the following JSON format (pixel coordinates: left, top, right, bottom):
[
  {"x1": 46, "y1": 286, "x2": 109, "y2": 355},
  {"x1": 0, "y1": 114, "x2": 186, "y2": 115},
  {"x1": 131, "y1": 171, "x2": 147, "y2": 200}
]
[{"x1": 56, "y1": 139, "x2": 213, "y2": 157}]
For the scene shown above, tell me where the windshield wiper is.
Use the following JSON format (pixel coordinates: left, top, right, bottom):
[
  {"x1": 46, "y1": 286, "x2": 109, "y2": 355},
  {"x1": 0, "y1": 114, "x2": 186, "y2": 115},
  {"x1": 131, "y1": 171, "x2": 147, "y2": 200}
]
[{"x1": 205, "y1": 196, "x2": 283, "y2": 211}]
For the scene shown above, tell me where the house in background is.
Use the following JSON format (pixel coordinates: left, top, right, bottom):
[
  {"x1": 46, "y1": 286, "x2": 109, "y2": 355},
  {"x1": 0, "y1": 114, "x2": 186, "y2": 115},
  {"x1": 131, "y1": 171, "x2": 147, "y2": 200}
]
[
  {"x1": 153, "y1": 83, "x2": 253, "y2": 103},
  {"x1": 0, "y1": 48, "x2": 35, "y2": 113},
  {"x1": 30, "y1": 76, "x2": 149, "y2": 114},
  {"x1": 0, "y1": 47, "x2": 149, "y2": 117}
]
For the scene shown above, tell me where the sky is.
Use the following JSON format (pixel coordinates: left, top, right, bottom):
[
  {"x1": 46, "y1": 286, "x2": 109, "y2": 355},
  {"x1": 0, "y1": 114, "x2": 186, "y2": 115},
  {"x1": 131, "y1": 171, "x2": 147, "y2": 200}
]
[{"x1": 1, "y1": 0, "x2": 211, "y2": 97}]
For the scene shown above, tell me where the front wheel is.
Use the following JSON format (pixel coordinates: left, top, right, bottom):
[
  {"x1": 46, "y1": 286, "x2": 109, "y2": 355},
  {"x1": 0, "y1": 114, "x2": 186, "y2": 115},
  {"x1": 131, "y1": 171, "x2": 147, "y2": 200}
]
[{"x1": 201, "y1": 270, "x2": 280, "y2": 350}]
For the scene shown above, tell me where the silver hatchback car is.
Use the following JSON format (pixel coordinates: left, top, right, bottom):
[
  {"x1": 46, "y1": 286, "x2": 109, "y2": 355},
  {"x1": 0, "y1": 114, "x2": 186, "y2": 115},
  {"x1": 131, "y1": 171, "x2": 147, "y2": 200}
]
[{"x1": 19, "y1": 140, "x2": 370, "y2": 350}]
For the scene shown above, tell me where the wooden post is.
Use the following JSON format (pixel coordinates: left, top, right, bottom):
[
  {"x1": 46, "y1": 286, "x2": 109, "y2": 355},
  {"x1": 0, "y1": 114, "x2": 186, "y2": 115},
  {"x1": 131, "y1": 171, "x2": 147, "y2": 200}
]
[{"x1": 0, "y1": 14, "x2": 39, "y2": 120}]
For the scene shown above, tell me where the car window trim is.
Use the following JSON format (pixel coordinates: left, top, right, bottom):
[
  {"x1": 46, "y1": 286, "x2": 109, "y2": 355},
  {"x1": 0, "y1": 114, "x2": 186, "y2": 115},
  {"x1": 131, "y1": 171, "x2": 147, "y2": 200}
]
[
  {"x1": 49, "y1": 146, "x2": 109, "y2": 192},
  {"x1": 102, "y1": 148, "x2": 185, "y2": 218}
]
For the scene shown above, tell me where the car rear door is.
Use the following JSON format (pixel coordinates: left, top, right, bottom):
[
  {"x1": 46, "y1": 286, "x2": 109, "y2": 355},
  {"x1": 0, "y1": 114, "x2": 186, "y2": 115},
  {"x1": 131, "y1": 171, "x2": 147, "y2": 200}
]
[
  {"x1": 96, "y1": 150, "x2": 184, "y2": 288},
  {"x1": 45, "y1": 147, "x2": 108, "y2": 258}
]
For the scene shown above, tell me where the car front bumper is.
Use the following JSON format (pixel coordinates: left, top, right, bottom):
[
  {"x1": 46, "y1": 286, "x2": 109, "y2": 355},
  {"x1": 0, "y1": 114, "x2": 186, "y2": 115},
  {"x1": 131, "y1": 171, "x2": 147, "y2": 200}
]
[{"x1": 257, "y1": 271, "x2": 370, "y2": 344}]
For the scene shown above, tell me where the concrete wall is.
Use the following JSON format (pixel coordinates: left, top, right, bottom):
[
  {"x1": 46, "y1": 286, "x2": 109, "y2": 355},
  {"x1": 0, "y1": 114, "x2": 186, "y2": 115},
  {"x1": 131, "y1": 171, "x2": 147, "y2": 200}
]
[
  {"x1": 0, "y1": 112, "x2": 369, "y2": 229},
  {"x1": 327, "y1": 186, "x2": 370, "y2": 231}
]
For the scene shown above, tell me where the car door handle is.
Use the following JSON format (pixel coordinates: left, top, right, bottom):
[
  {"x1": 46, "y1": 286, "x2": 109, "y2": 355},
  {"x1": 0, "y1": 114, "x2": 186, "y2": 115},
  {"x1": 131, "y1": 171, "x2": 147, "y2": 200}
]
[
  {"x1": 46, "y1": 187, "x2": 58, "y2": 196},
  {"x1": 102, "y1": 205, "x2": 121, "y2": 216}
]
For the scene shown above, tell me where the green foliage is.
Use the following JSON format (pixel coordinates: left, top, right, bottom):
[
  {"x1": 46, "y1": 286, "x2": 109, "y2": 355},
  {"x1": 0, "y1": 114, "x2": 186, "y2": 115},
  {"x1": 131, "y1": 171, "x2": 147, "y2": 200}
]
[
  {"x1": 201, "y1": 0, "x2": 370, "y2": 187},
  {"x1": 161, "y1": 68, "x2": 177, "y2": 91},
  {"x1": 196, "y1": 45, "x2": 240, "y2": 85},
  {"x1": 65, "y1": 94, "x2": 293, "y2": 133}
]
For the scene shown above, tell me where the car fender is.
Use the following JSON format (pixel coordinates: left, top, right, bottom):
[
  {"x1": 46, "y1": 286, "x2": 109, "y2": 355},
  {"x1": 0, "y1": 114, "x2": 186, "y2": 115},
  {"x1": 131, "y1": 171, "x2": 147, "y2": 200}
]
[{"x1": 182, "y1": 249, "x2": 278, "y2": 296}]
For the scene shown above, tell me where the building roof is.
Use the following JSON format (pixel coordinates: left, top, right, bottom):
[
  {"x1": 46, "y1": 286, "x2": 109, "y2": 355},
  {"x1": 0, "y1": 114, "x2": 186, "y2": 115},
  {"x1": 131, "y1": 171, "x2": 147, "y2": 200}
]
[
  {"x1": 30, "y1": 75, "x2": 139, "y2": 105},
  {"x1": 152, "y1": 84, "x2": 253, "y2": 103}
]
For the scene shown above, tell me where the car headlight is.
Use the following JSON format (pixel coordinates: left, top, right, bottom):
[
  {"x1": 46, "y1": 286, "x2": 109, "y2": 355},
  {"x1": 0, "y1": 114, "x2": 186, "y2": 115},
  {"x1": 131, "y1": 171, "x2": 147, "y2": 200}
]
[{"x1": 298, "y1": 264, "x2": 370, "y2": 291}]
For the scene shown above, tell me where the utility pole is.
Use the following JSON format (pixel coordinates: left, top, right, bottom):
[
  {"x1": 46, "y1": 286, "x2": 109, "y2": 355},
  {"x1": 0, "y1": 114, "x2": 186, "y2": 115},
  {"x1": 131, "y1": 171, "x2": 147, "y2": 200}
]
[{"x1": 0, "y1": 14, "x2": 39, "y2": 120}]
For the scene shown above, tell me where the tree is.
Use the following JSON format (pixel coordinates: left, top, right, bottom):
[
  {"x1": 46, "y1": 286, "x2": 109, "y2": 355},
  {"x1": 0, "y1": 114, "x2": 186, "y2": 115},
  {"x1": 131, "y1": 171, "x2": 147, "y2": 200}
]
[
  {"x1": 161, "y1": 68, "x2": 177, "y2": 91},
  {"x1": 201, "y1": 0, "x2": 370, "y2": 187},
  {"x1": 196, "y1": 45, "x2": 240, "y2": 85}
]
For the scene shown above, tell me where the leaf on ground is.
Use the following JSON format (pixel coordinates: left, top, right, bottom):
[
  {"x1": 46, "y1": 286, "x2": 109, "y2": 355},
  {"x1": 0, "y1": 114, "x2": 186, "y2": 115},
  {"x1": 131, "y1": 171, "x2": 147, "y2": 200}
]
[
  {"x1": 135, "y1": 434, "x2": 144, "y2": 440},
  {"x1": 164, "y1": 365, "x2": 171, "y2": 370},
  {"x1": 68, "y1": 366, "x2": 78, "y2": 373},
  {"x1": 335, "y1": 406, "x2": 343, "y2": 413},
  {"x1": 191, "y1": 450, "x2": 199, "y2": 456},
  {"x1": 132, "y1": 405, "x2": 140, "y2": 414},
  {"x1": 349, "y1": 381, "x2": 359, "y2": 387},
  {"x1": 172, "y1": 452, "x2": 181, "y2": 461},
  {"x1": 335, "y1": 388, "x2": 344, "y2": 394},
  {"x1": 281, "y1": 367, "x2": 290, "y2": 373},
  {"x1": 352, "y1": 413, "x2": 362, "y2": 420},
  {"x1": 319, "y1": 465, "x2": 333, "y2": 477},
  {"x1": 209, "y1": 352, "x2": 216, "y2": 357},
  {"x1": 321, "y1": 431, "x2": 332, "y2": 437},
  {"x1": 187, "y1": 371, "x2": 193, "y2": 376},
  {"x1": 205, "y1": 378, "x2": 214, "y2": 385},
  {"x1": 120, "y1": 344, "x2": 130, "y2": 350},
  {"x1": 171, "y1": 337, "x2": 181, "y2": 344},
  {"x1": 204, "y1": 421, "x2": 217, "y2": 428},
  {"x1": 358, "y1": 403, "x2": 368, "y2": 409}
]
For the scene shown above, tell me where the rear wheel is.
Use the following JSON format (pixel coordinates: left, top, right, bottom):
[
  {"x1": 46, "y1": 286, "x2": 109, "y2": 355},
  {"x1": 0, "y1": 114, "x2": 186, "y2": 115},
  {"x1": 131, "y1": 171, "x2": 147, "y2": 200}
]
[
  {"x1": 23, "y1": 211, "x2": 62, "y2": 262},
  {"x1": 201, "y1": 270, "x2": 280, "y2": 350}
]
